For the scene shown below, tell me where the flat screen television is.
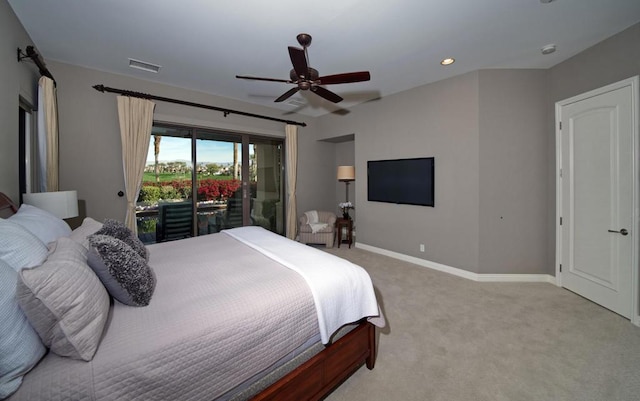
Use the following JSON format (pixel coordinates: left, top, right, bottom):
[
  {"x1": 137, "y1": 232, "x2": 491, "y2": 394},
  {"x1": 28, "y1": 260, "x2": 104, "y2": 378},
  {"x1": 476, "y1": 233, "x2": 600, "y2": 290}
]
[{"x1": 367, "y1": 157, "x2": 434, "y2": 207}]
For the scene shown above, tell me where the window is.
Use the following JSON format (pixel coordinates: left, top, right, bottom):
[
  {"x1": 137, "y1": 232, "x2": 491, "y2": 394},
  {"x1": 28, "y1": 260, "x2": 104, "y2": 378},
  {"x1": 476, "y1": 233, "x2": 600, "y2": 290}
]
[{"x1": 136, "y1": 123, "x2": 285, "y2": 243}]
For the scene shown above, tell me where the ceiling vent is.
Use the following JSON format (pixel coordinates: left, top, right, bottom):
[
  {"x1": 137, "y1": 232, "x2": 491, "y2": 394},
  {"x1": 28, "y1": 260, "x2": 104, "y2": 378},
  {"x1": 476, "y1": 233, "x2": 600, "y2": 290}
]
[
  {"x1": 286, "y1": 98, "x2": 306, "y2": 107},
  {"x1": 128, "y1": 58, "x2": 161, "y2": 73}
]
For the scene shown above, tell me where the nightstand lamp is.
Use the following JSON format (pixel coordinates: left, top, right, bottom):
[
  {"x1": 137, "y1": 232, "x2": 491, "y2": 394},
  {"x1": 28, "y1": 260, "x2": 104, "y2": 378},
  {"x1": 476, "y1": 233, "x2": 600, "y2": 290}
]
[{"x1": 23, "y1": 190, "x2": 79, "y2": 219}]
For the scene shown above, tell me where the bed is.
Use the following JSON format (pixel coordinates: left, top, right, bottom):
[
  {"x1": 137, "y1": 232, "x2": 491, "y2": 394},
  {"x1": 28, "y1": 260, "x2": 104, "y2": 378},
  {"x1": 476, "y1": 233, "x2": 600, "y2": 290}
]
[{"x1": 0, "y1": 192, "x2": 383, "y2": 401}]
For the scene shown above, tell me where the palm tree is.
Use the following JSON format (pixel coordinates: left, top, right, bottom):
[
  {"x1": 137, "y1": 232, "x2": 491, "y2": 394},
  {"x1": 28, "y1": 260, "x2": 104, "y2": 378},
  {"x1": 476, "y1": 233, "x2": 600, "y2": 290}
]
[
  {"x1": 233, "y1": 142, "x2": 239, "y2": 180},
  {"x1": 154, "y1": 135, "x2": 161, "y2": 182}
]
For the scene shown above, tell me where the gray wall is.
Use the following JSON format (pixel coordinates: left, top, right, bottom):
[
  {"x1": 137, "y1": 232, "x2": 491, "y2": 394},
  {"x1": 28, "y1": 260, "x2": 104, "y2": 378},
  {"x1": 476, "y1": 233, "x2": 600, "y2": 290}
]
[
  {"x1": 0, "y1": 1, "x2": 40, "y2": 201},
  {"x1": 47, "y1": 60, "x2": 333, "y2": 224},
  {"x1": 316, "y1": 69, "x2": 549, "y2": 275},
  {"x1": 335, "y1": 140, "x2": 355, "y2": 222},
  {"x1": 318, "y1": 72, "x2": 483, "y2": 272},
  {"x1": 549, "y1": 23, "x2": 640, "y2": 103},
  {"x1": 294, "y1": 126, "x2": 336, "y2": 216},
  {"x1": 478, "y1": 69, "x2": 549, "y2": 274}
]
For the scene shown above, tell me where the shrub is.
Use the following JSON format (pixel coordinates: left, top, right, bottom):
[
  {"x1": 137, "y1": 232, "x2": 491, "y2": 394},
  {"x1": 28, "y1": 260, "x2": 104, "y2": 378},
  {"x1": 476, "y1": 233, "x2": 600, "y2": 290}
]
[
  {"x1": 168, "y1": 180, "x2": 191, "y2": 199},
  {"x1": 137, "y1": 217, "x2": 157, "y2": 234},
  {"x1": 160, "y1": 185, "x2": 180, "y2": 200},
  {"x1": 139, "y1": 185, "x2": 160, "y2": 203},
  {"x1": 139, "y1": 178, "x2": 242, "y2": 203},
  {"x1": 197, "y1": 179, "x2": 241, "y2": 201}
]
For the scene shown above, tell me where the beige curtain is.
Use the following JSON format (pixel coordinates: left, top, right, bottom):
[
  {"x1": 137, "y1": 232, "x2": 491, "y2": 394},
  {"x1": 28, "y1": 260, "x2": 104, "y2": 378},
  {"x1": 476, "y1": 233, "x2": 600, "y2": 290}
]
[
  {"x1": 285, "y1": 124, "x2": 298, "y2": 239},
  {"x1": 117, "y1": 96, "x2": 155, "y2": 233},
  {"x1": 38, "y1": 76, "x2": 59, "y2": 191}
]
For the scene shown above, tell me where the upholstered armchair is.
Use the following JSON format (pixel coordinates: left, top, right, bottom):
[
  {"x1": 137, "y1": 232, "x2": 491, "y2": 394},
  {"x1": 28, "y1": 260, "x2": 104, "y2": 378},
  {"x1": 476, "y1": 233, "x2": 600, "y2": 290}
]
[{"x1": 298, "y1": 210, "x2": 337, "y2": 248}]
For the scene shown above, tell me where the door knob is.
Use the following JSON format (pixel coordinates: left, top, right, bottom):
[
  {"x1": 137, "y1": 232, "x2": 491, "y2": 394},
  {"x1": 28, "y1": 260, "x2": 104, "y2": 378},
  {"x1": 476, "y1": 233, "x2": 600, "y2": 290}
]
[{"x1": 608, "y1": 228, "x2": 629, "y2": 236}]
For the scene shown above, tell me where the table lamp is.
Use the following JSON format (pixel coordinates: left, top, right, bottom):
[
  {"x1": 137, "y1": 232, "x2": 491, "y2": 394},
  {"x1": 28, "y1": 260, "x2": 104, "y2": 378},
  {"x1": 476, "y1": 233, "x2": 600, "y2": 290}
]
[
  {"x1": 22, "y1": 190, "x2": 79, "y2": 219},
  {"x1": 337, "y1": 166, "x2": 355, "y2": 203}
]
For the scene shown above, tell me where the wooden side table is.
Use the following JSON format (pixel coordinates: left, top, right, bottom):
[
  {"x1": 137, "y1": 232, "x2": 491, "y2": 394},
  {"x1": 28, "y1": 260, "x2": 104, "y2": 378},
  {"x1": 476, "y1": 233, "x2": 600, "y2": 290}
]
[{"x1": 335, "y1": 218, "x2": 353, "y2": 248}]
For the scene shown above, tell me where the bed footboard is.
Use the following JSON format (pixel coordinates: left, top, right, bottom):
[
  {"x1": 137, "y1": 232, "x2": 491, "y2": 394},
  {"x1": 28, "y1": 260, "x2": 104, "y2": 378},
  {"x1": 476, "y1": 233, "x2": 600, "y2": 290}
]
[{"x1": 251, "y1": 321, "x2": 376, "y2": 401}]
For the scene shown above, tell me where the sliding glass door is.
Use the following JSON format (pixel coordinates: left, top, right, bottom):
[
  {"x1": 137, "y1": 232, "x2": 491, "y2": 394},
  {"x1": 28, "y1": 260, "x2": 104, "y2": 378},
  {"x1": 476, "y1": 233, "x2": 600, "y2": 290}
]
[
  {"x1": 136, "y1": 123, "x2": 284, "y2": 243},
  {"x1": 195, "y1": 131, "x2": 243, "y2": 233},
  {"x1": 249, "y1": 138, "x2": 284, "y2": 235}
]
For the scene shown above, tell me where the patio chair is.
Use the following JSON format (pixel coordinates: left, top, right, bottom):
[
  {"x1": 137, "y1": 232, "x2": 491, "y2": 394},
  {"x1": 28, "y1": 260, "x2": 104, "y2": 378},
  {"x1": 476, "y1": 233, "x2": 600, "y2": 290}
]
[{"x1": 156, "y1": 201, "x2": 193, "y2": 242}]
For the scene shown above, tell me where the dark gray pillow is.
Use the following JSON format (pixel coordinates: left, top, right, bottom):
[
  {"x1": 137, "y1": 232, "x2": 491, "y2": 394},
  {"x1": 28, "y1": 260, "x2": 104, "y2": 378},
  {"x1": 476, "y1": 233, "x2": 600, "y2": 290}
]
[
  {"x1": 96, "y1": 219, "x2": 148, "y2": 261},
  {"x1": 87, "y1": 234, "x2": 155, "y2": 307}
]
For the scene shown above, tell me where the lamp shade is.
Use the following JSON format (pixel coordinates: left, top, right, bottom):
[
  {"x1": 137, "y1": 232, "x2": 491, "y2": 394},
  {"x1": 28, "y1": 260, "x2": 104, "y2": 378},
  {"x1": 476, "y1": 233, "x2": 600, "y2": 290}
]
[
  {"x1": 23, "y1": 190, "x2": 79, "y2": 219},
  {"x1": 337, "y1": 166, "x2": 355, "y2": 181}
]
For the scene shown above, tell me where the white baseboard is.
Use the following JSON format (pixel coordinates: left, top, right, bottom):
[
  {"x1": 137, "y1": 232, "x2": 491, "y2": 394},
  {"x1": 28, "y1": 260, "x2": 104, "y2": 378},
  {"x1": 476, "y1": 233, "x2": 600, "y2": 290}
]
[{"x1": 355, "y1": 242, "x2": 557, "y2": 284}]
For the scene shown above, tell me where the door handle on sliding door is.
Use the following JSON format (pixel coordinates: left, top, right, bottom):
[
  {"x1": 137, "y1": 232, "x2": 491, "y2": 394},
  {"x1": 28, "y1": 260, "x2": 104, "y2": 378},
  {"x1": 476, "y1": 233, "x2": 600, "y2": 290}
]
[{"x1": 608, "y1": 228, "x2": 629, "y2": 236}]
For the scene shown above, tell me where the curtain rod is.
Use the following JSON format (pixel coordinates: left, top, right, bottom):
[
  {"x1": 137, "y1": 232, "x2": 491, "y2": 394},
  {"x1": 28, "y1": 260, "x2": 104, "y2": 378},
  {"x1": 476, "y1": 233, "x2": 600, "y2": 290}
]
[
  {"x1": 17, "y1": 46, "x2": 56, "y2": 86},
  {"x1": 92, "y1": 84, "x2": 307, "y2": 127}
]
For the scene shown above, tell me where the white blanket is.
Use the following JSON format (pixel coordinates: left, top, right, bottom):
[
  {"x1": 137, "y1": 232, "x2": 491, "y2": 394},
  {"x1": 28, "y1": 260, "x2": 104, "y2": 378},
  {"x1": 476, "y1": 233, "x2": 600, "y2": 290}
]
[
  {"x1": 309, "y1": 223, "x2": 328, "y2": 233},
  {"x1": 223, "y1": 226, "x2": 384, "y2": 343},
  {"x1": 304, "y1": 210, "x2": 328, "y2": 233},
  {"x1": 305, "y1": 210, "x2": 319, "y2": 223}
]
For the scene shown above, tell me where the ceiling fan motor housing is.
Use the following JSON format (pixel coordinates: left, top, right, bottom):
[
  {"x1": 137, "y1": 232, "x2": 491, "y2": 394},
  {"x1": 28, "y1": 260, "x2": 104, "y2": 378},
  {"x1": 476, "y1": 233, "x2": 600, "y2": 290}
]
[{"x1": 290, "y1": 67, "x2": 319, "y2": 85}]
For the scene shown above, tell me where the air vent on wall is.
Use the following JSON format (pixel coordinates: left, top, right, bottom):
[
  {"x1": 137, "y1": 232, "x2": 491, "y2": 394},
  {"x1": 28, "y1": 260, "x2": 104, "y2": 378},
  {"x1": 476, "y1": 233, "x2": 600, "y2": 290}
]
[{"x1": 128, "y1": 58, "x2": 161, "y2": 73}]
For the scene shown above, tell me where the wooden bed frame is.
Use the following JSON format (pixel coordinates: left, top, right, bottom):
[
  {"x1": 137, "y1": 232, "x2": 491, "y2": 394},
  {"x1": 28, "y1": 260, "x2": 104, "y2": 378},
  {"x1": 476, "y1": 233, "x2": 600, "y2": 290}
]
[
  {"x1": 0, "y1": 192, "x2": 18, "y2": 218},
  {"x1": 253, "y1": 320, "x2": 376, "y2": 401},
  {"x1": 0, "y1": 192, "x2": 377, "y2": 400}
]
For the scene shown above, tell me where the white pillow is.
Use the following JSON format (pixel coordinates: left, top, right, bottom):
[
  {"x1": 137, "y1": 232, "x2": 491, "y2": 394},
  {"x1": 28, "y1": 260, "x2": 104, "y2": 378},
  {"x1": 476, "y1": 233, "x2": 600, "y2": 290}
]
[
  {"x1": 0, "y1": 259, "x2": 46, "y2": 398},
  {"x1": 0, "y1": 219, "x2": 49, "y2": 271},
  {"x1": 16, "y1": 237, "x2": 110, "y2": 361},
  {"x1": 9, "y1": 204, "x2": 71, "y2": 245},
  {"x1": 69, "y1": 217, "x2": 103, "y2": 249}
]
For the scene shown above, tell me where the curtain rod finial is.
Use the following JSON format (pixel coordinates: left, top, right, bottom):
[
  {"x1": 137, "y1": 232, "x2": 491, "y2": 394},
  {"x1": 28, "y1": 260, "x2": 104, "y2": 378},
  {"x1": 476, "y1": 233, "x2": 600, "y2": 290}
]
[{"x1": 93, "y1": 84, "x2": 105, "y2": 92}]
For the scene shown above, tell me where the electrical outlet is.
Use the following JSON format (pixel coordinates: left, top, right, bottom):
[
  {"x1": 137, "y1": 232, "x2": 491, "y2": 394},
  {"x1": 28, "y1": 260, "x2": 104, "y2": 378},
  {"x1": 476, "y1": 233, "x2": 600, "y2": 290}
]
[{"x1": 420, "y1": 244, "x2": 425, "y2": 252}]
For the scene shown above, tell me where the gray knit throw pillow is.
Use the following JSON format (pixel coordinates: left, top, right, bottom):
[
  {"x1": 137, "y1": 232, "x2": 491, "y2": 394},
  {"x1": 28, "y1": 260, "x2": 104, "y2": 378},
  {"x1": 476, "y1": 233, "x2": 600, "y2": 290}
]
[
  {"x1": 87, "y1": 234, "x2": 155, "y2": 306},
  {"x1": 96, "y1": 219, "x2": 148, "y2": 261}
]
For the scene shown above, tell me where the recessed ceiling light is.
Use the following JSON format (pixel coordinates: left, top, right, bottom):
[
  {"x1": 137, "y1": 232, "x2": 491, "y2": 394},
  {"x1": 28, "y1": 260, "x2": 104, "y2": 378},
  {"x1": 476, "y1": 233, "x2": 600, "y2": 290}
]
[
  {"x1": 541, "y1": 44, "x2": 557, "y2": 55},
  {"x1": 440, "y1": 58, "x2": 455, "y2": 66},
  {"x1": 128, "y1": 58, "x2": 161, "y2": 73}
]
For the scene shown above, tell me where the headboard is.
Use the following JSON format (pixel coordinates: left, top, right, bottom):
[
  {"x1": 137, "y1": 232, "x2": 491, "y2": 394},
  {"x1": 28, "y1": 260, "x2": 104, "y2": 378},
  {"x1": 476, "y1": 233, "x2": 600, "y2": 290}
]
[{"x1": 0, "y1": 192, "x2": 18, "y2": 219}]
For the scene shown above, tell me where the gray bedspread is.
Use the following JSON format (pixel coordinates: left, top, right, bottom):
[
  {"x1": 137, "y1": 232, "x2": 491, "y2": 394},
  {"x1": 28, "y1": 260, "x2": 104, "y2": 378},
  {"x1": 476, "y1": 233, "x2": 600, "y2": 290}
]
[{"x1": 10, "y1": 233, "x2": 318, "y2": 401}]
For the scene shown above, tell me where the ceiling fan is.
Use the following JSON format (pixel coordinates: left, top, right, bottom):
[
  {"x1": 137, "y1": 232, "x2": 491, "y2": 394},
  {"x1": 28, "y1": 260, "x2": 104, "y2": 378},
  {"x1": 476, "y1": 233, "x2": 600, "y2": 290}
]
[{"x1": 236, "y1": 33, "x2": 371, "y2": 103}]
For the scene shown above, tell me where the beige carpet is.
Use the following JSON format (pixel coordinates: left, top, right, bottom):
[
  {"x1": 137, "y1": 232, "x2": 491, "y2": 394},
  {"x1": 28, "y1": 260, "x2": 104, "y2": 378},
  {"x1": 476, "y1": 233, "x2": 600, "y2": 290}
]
[{"x1": 321, "y1": 246, "x2": 640, "y2": 401}]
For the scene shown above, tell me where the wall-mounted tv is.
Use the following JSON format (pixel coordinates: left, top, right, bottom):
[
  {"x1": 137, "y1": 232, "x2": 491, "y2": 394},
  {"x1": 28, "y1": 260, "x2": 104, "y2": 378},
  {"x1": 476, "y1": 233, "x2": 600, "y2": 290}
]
[{"x1": 367, "y1": 157, "x2": 434, "y2": 207}]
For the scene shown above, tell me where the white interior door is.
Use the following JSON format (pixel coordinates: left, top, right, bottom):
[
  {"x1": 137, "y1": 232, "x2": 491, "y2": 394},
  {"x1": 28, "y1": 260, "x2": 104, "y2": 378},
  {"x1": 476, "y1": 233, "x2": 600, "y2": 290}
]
[{"x1": 556, "y1": 77, "x2": 638, "y2": 320}]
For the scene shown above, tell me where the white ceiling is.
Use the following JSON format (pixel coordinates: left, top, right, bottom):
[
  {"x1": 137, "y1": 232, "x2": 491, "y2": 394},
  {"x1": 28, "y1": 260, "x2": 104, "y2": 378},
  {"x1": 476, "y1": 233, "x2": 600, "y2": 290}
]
[{"x1": 9, "y1": 0, "x2": 640, "y2": 117}]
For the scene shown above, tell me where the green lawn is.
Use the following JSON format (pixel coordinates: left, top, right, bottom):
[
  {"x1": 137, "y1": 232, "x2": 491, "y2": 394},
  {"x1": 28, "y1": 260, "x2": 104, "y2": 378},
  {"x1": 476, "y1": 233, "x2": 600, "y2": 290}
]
[{"x1": 142, "y1": 172, "x2": 234, "y2": 183}]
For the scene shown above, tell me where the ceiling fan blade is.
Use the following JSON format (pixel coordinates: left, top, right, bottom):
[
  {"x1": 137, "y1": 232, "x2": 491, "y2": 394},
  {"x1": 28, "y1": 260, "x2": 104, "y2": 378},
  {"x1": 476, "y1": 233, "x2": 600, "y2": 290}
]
[
  {"x1": 274, "y1": 87, "x2": 300, "y2": 102},
  {"x1": 311, "y1": 86, "x2": 343, "y2": 103},
  {"x1": 317, "y1": 71, "x2": 371, "y2": 85},
  {"x1": 288, "y1": 46, "x2": 309, "y2": 79},
  {"x1": 235, "y1": 75, "x2": 292, "y2": 83}
]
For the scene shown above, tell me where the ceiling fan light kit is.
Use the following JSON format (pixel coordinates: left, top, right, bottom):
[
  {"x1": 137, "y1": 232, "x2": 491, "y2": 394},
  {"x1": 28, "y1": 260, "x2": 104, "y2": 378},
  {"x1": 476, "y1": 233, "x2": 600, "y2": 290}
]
[{"x1": 236, "y1": 33, "x2": 371, "y2": 103}]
